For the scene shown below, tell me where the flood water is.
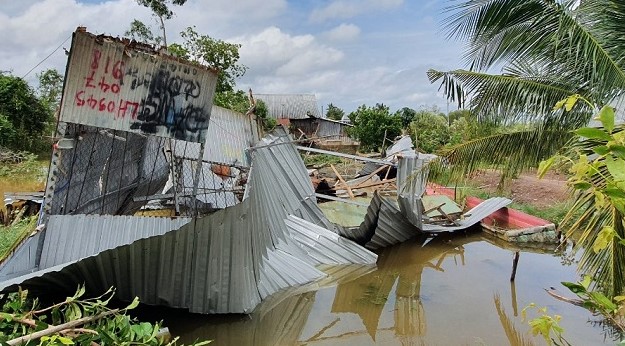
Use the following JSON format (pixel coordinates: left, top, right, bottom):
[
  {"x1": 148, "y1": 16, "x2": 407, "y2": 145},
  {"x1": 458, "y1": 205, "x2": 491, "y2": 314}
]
[{"x1": 148, "y1": 232, "x2": 618, "y2": 345}]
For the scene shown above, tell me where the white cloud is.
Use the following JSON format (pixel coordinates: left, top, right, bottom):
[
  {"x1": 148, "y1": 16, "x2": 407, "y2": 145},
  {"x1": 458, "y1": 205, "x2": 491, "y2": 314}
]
[
  {"x1": 324, "y1": 23, "x2": 360, "y2": 41},
  {"x1": 309, "y1": 0, "x2": 403, "y2": 22},
  {"x1": 232, "y1": 26, "x2": 344, "y2": 76}
]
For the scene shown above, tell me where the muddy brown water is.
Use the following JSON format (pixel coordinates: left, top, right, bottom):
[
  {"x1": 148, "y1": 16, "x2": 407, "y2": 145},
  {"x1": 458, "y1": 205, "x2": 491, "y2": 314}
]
[{"x1": 137, "y1": 232, "x2": 617, "y2": 345}]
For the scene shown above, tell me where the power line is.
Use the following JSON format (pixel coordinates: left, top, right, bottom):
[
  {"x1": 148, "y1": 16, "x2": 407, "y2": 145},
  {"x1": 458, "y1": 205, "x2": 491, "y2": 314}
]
[{"x1": 22, "y1": 34, "x2": 72, "y2": 79}]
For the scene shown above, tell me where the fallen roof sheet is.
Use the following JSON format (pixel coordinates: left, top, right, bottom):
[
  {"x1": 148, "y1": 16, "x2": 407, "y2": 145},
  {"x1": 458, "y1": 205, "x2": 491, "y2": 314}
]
[
  {"x1": 254, "y1": 94, "x2": 321, "y2": 119},
  {"x1": 0, "y1": 131, "x2": 376, "y2": 314},
  {"x1": 334, "y1": 192, "x2": 421, "y2": 250},
  {"x1": 421, "y1": 197, "x2": 513, "y2": 233}
]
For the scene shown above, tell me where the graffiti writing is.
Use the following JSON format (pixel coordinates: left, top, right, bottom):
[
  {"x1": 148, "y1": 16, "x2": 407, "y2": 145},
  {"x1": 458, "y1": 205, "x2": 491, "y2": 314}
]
[
  {"x1": 130, "y1": 69, "x2": 209, "y2": 142},
  {"x1": 73, "y1": 49, "x2": 138, "y2": 119}
]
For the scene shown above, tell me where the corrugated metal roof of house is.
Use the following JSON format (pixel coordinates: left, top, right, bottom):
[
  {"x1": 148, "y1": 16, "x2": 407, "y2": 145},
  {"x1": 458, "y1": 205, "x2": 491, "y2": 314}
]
[{"x1": 254, "y1": 94, "x2": 322, "y2": 119}]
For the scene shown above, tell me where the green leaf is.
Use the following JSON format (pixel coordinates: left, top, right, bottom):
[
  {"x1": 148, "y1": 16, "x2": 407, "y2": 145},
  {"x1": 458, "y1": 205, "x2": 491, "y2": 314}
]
[
  {"x1": 57, "y1": 336, "x2": 75, "y2": 345},
  {"x1": 581, "y1": 275, "x2": 592, "y2": 289},
  {"x1": 598, "y1": 106, "x2": 615, "y2": 133},
  {"x1": 564, "y1": 94, "x2": 581, "y2": 111},
  {"x1": 605, "y1": 157, "x2": 625, "y2": 181},
  {"x1": 573, "y1": 181, "x2": 592, "y2": 190},
  {"x1": 575, "y1": 127, "x2": 612, "y2": 141},
  {"x1": 593, "y1": 226, "x2": 616, "y2": 253},
  {"x1": 562, "y1": 281, "x2": 587, "y2": 294},
  {"x1": 126, "y1": 296, "x2": 140, "y2": 310},
  {"x1": 589, "y1": 291, "x2": 618, "y2": 311},
  {"x1": 593, "y1": 145, "x2": 610, "y2": 155},
  {"x1": 538, "y1": 156, "x2": 555, "y2": 178},
  {"x1": 609, "y1": 145, "x2": 625, "y2": 160},
  {"x1": 604, "y1": 187, "x2": 625, "y2": 199}
]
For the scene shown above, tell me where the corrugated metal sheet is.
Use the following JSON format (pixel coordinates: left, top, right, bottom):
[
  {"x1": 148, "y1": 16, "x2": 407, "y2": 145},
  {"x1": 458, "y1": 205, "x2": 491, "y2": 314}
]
[
  {"x1": 39, "y1": 215, "x2": 191, "y2": 269},
  {"x1": 422, "y1": 197, "x2": 512, "y2": 233},
  {"x1": 173, "y1": 105, "x2": 258, "y2": 165},
  {"x1": 365, "y1": 193, "x2": 421, "y2": 250},
  {"x1": 0, "y1": 132, "x2": 376, "y2": 314},
  {"x1": 396, "y1": 154, "x2": 429, "y2": 229},
  {"x1": 60, "y1": 29, "x2": 218, "y2": 143},
  {"x1": 335, "y1": 192, "x2": 421, "y2": 250},
  {"x1": 254, "y1": 94, "x2": 321, "y2": 119}
]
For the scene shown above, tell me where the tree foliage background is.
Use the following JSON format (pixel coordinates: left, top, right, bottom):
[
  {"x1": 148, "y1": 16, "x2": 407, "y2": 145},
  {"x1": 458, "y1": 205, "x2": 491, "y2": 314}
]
[
  {"x1": 347, "y1": 104, "x2": 402, "y2": 152},
  {"x1": 0, "y1": 73, "x2": 54, "y2": 153}
]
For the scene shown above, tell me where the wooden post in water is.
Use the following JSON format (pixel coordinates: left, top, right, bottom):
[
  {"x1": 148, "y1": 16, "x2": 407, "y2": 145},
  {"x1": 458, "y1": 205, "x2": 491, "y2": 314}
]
[{"x1": 510, "y1": 251, "x2": 520, "y2": 281}]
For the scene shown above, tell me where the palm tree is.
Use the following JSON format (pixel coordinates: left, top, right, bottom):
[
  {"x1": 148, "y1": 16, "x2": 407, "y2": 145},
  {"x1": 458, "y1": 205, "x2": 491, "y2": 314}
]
[{"x1": 429, "y1": 0, "x2": 625, "y2": 295}]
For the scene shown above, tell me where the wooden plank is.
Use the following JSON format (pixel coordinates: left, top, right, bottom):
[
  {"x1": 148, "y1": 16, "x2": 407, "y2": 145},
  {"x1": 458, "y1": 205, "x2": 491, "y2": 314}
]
[
  {"x1": 330, "y1": 164, "x2": 354, "y2": 199},
  {"x1": 353, "y1": 165, "x2": 389, "y2": 188}
]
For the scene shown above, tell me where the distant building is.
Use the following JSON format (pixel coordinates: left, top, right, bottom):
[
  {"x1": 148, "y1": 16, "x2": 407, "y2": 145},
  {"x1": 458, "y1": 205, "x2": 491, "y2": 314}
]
[{"x1": 254, "y1": 94, "x2": 321, "y2": 126}]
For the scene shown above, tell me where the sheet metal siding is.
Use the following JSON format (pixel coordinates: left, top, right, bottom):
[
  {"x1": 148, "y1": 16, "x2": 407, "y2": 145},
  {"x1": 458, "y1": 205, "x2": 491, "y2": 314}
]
[
  {"x1": 254, "y1": 94, "x2": 321, "y2": 119},
  {"x1": 39, "y1": 215, "x2": 191, "y2": 269},
  {"x1": 173, "y1": 105, "x2": 258, "y2": 165},
  {"x1": 60, "y1": 30, "x2": 218, "y2": 143},
  {"x1": 0, "y1": 135, "x2": 376, "y2": 314}
]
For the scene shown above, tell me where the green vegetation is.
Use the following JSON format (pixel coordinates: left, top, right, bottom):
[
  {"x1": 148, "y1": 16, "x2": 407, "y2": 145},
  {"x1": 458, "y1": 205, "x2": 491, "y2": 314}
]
[
  {"x1": 325, "y1": 103, "x2": 345, "y2": 121},
  {"x1": 540, "y1": 99, "x2": 625, "y2": 297},
  {"x1": 0, "y1": 216, "x2": 36, "y2": 260},
  {"x1": 347, "y1": 103, "x2": 402, "y2": 152},
  {"x1": 303, "y1": 154, "x2": 345, "y2": 167},
  {"x1": 0, "y1": 286, "x2": 209, "y2": 345},
  {"x1": 0, "y1": 74, "x2": 55, "y2": 154}
]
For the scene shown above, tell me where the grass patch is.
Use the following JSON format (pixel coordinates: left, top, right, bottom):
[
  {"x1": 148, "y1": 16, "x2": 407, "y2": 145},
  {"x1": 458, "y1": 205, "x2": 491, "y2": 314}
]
[
  {"x1": 509, "y1": 201, "x2": 572, "y2": 225},
  {"x1": 0, "y1": 216, "x2": 37, "y2": 261},
  {"x1": 303, "y1": 153, "x2": 345, "y2": 167},
  {"x1": 0, "y1": 154, "x2": 47, "y2": 180}
]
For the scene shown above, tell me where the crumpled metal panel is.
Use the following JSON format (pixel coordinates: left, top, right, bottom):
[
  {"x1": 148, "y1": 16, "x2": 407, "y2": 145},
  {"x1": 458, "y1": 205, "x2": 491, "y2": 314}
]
[
  {"x1": 0, "y1": 133, "x2": 376, "y2": 314},
  {"x1": 335, "y1": 192, "x2": 420, "y2": 250},
  {"x1": 364, "y1": 193, "x2": 421, "y2": 250},
  {"x1": 254, "y1": 94, "x2": 321, "y2": 119},
  {"x1": 422, "y1": 197, "x2": 513, "y2": 233}
]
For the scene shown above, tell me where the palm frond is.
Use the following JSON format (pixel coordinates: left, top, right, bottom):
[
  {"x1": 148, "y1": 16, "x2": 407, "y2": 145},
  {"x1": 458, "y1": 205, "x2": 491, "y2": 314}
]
[
  {"x1": 427, "y1": 69, "x2": 592, "y2": 126},
  {"x1": 431, "y1": 129, "x2": 573, "y2": 183},
  {"x1": 444, "y1": 0, "x2": 625, "y2": 96}
]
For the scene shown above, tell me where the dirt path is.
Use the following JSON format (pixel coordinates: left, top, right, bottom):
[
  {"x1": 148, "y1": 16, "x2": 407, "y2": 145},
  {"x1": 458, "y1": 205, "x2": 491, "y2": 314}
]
[{"x1": 469, "y1": 169, "x2": 570, "y2": 208}]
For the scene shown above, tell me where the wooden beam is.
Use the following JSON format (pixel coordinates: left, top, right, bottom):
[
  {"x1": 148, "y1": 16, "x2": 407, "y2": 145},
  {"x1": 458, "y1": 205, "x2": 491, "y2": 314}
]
[{"x1": 331, "y1": 164, "x2": 354, "y2": 199}]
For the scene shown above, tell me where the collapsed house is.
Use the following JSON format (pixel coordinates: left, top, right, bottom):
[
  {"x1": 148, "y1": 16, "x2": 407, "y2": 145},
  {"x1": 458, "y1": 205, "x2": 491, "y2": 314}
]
[
  {"x1": 0, "y1": 28, "x2": 377, "y2": 314},
  {"x1": 0, "y1": 28, "x2": 516, "y2": 315}
]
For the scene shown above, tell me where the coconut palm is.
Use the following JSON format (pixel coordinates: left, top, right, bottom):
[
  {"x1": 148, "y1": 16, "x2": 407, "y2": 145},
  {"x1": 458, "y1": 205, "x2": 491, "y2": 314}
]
[{"x1": 429, "y1": 0, "x2": 625, "y2": 295}]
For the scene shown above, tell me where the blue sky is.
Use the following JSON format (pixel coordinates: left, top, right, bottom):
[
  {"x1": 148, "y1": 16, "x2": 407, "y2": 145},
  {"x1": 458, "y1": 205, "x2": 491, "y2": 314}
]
[{"x1": 0, "y1": 0, "x2": 466, "y2": 114}]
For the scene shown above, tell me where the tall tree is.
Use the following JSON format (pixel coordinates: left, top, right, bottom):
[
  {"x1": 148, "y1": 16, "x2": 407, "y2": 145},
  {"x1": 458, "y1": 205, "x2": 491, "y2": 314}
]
[
  {"x1": 325, "y1": 103, "x2": 345, "y2": 121},
  {"x1": 398, "y1": 107, "x2": 416, "y2": 128},
  {"x1": 134, "y1": 0, "x2": 187, "y2": 46},
  {"x1": 36, "y1": 68, "x2": 63, "y2": 113},
  {"x1": 429, "y1": 0, "x2": 625, "y2": 295},
  {"x1": 175, "y1": 26, "x2": 246, "y2": 93},
  {"x1": 0, "y1": 74, "x2": 53, "y2": 152},
  {"x1": 348, "y1": 103, "x2": 402, "y2": 152}
]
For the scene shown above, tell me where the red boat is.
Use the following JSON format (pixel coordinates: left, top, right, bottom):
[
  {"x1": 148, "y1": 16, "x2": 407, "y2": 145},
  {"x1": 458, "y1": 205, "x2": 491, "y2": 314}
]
[{"x1": 426, "y1": 184, "x2": 560, "y2": 244}]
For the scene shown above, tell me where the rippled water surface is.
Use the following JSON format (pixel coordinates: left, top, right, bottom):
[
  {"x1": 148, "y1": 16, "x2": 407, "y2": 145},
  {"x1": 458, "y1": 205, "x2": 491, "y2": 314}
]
[{"x1": 151, "y1": 232, "x2": 617, "y2": 345}]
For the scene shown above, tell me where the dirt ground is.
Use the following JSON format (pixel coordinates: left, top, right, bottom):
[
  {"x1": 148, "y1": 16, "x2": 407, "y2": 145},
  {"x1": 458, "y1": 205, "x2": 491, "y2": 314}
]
[
  {"x1": 312, "y1": 159, "x2": 570, "y2": 209},
  {"x1": 468, "y1": 169, "x2": 570, "y2": 208}
]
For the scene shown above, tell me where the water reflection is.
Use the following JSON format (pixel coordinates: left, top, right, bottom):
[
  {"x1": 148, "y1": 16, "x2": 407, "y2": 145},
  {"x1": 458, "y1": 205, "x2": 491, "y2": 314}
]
[
  {"x1": 165, "y1": 232, "x2": 612, "y2": 345},
  {"x1": 327, "y1": 235, "x2": 462, "y2": 343}
]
